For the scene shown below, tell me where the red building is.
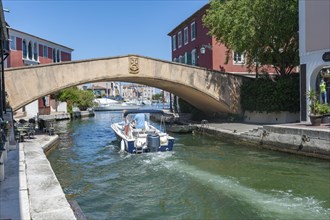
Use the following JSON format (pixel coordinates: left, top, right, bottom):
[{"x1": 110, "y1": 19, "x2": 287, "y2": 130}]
[
  {"x1": 168, "y1": 4, "x2": 275, "y2": 75},
  {"x1": 5, "y1": 27, "x2": 73, "y2": 117}
]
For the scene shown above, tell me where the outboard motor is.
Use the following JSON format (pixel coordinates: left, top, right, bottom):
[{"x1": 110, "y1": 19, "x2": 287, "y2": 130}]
[{"x1": 147, "y1": 133, "x2": 160, "y2": 152}]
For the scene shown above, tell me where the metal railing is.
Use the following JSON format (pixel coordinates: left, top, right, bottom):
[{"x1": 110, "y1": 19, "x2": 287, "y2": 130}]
[{"x1": 200, "y1": 119, "x2": 209, "y2": 135}]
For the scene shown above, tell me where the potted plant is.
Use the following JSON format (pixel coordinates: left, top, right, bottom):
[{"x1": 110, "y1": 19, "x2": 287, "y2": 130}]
[
  {"x1": 306, "y1": 90, "x2": 323, "y2": 126},
  {"x1": 319, "y1": 102, "x2": 330, "y2": 123}
]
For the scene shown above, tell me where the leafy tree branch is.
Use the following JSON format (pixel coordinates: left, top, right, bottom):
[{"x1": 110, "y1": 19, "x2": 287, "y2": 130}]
[{"x1": 203, "y1": 0, "x2": 299, "y2": 76}]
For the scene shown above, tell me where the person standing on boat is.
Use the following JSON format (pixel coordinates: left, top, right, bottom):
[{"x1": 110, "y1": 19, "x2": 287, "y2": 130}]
[
  {"x1": 124, "y1": 115, "x2": 131, "y2": 135},
  {"x1": 133, "y1": 113, "x2": 146, "y2": 129}
]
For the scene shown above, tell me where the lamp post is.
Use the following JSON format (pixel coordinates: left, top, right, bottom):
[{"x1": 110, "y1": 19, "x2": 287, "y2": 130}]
[
  {"x1": 0, "y1": 5, "x2": 10, "y2": 119},
  {"x1": 200, "y1": 44, "x2": 212, "y2": 54},
  {"x1": 198, "y1": 44, "x2": 212, "y2": 67},
  {"x1": 0, "y1": 35, "x2": 3, "y2": 119},
  {"x1": 279, "y1": 48, "x2": 284, "y2": 75}
]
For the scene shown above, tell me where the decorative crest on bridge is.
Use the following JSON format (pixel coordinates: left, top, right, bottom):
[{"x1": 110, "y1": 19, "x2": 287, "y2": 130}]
[{"x1": 129, "y1": 56, "x2": 139, "y2": 74}]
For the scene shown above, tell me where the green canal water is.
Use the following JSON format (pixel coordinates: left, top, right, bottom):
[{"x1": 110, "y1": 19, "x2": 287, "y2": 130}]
[{"x1": 47, "y1": 111, "x2": 330, "y2": 220}]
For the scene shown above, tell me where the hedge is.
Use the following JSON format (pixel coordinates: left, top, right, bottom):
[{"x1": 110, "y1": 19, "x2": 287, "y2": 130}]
[{"x1": 240, "y1": 75, "x2": 300, "y2": 113}]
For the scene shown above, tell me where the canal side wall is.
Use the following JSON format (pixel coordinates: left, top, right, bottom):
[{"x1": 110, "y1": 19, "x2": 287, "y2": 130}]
[
  {"x1": 38, "y1": 110, "x2": 95, "y2": 121},
  {"x1": 70, "y1": 110, "x2": 95, "y2": 119},
  {"x1": 21, "y1": 135, "x2": 77, "y2": 220},
  {"x1": 243, "y1": 111, "x2": 300, "y2": 124},
  {"x1": 194, "y1": 124, "x2": 330, "y2": 160},
  {"x1": 39, "y1": 113, "x2": 71, "y2": 121},
  {"x1": 259, "y1": 125, "x2": 330, "y2": 159}
]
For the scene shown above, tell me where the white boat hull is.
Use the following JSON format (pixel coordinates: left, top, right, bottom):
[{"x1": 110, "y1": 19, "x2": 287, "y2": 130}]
[{"x1": 94, "y1": 104, "x2": 140, "y2": 111}]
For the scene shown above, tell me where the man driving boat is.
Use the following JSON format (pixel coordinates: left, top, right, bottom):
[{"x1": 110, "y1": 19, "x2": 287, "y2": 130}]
[{"x1": 132, "y1": 113, "x2": 146, "y2": 129}]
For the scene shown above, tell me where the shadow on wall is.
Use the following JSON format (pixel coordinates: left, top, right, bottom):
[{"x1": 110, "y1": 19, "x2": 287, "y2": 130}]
[{"x1": 205, "y1": 70, "x2": 249, "y2": 114}]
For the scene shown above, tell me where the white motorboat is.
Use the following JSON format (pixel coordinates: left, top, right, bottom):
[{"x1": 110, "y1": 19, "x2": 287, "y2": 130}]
[
  {"x1": 125, "y1": 99, "x2": 143, "y2": 106},
  {"x1": 94, "y1": 98, "x2": 140, "y2": 111},
  {"x1": 142, "y1": 99, "x2": 152, "y2": 105},
  {"x1": 111, "y1": 110, "x2": 175, "y2": 154}
]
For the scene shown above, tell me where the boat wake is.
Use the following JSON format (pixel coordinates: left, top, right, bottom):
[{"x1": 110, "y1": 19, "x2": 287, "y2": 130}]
[{"x1": 147, "y1": 159, "x2": 330, "y2": 220}]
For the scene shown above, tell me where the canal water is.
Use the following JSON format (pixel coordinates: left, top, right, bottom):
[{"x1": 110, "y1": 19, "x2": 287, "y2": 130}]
[{"x1": 47, "y1": 111, "x2": 330, "y2": 220}]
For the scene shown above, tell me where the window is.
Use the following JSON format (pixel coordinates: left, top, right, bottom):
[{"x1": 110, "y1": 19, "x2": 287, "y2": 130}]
[
  {"x1": 178, "y1": 31, "x2": 182, "y2": 48},
  {"x1": 43, "y1": 45, "x2": 48, "y2": 58},
  {"x1": 184, "y1": 52, "x2": 188, "y2": 64},
  {"x1": 33, "y1": 43, "x2": 38, "y2": 61},
  {"x1": 179, "y1": 55, "x2": 183, "y2": 63},
  {"x1": 184, "y1": 27, "x2": 188, "y2": 45},
  {"x1": 28, "y1": 42, "x2": 33, "y2": 60},
  {"x1": 22, "y1": 40, "x2": 27, "y2": 58},
  {"x1": 191, "y1": 49, "x2": 197, "y2": 65},
  {"x1": 43, "y1": 96, "x2": 49, "y2": 107},
  {"x1": 53, "y1": 48, "x2": 56, "y2": 62},
  {"x1": 191, "y1": 21, "x2": 196, "y2": 41},
  {"x1": 10, "y1": 35, "x2": 16, "y2": 50},
  {"x1": 173, "y1": 57, "x2": 178, "y2": 62},
  {"x1": 172, "y1": 35, "x2": 176, "y2": 51},
  {"x1": 56, "y1": 49, "x2": 60, "y2": 62},
  {"x1": 233, "y1": 51, "x2": 245, "y2": 64}
]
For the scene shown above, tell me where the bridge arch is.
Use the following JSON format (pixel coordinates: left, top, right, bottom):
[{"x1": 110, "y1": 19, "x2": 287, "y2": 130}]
[{"x1": 5, "y1": 55, "x2": 245, "y2": 114}]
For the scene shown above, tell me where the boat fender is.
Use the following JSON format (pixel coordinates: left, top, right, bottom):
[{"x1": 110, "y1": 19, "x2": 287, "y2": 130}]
[
  {"x1": 120, "y1": 140, "x2": 125, "y2": 152},
  {"x1": 160, "y1": 136, "x2": 168, "y2": 145}
]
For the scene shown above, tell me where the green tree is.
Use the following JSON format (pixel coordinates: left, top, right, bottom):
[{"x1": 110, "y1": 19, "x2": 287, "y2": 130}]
[
  {"x1": 58, "y1": 87, "x2": 95, "y2": 112},
  {"x1": 203, "y1": 0, "x2": 299, "y2": 76},
  {"x1": 152, "y1": 93, "x2": 163, "y2": 101},
  {"x1": 78, "y1": 89, "x2": 96, "y2": 110}
]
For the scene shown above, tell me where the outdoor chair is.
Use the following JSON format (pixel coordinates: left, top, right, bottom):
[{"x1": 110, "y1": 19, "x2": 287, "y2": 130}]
[{"x1": 44, "y1": 120, "x2": 55, "y2": 136}]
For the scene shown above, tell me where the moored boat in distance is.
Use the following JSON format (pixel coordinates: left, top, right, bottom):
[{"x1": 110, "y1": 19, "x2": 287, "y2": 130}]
[
  {"x1": 111, "y1": 109, "x2": 175, "y2": 154},
  {"x1": 94, "y1": 98, "x2": 141, "y2": 111},
  {"x1": 141, "y1": 99, "x2": 152, "y2": 105}
]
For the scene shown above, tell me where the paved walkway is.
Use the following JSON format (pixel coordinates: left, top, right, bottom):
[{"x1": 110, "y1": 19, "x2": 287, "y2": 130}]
[
  {"x1": 276, "y1": 122, "x2": 330, "y2": 130},
  {"x1": 0, "y1": 142, "x2": 29, "y2": 220},
  {"x1": 0, "y1": 134, "x2": 77, "y2": 220},
  {"x1": 194, "y1": 120, "x2": 330, "y2": 134}
]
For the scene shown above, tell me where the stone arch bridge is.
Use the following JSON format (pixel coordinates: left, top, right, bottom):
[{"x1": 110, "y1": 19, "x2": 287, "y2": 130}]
[{"x1": 5, "y1": 55, "x2": 248, "y2": 114}]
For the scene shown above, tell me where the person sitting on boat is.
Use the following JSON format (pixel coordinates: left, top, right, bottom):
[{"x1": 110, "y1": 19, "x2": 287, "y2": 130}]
[{"x1": 132, "y1": 113, "x2": 146, "y2": 129}]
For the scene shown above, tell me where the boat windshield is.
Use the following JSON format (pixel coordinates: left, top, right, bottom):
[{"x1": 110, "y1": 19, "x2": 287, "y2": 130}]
[{"x1": 123, "y1": 109, "x2": 164, "y2": 117}]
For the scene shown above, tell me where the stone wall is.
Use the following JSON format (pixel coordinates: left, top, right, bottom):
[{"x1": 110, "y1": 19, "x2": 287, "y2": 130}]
[{"x1": 244, "y1": 111, "x2": 300, "y2": 124}]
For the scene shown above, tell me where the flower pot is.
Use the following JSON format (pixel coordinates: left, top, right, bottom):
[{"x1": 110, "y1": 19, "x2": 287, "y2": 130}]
[
  {"x1": 321, "y1": 115, "x2": 330, "y2": 124},
  {"x1": 309, "y1": 115, "x2": 322, "y2": 126}
]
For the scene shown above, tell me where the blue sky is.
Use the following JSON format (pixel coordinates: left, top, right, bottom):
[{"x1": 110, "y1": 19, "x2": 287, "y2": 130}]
[{"x1": 3, "y1": 0, "x2": 209, "y2": 61}]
